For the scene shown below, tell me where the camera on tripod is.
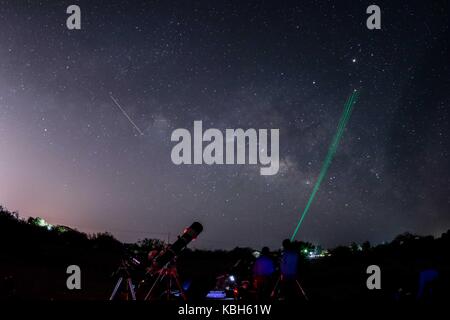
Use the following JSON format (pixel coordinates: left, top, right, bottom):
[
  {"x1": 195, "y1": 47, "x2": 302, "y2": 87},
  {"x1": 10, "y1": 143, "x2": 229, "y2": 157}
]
[{"x1": 109, "y1": 222, "x2": 203, "y2": 301}]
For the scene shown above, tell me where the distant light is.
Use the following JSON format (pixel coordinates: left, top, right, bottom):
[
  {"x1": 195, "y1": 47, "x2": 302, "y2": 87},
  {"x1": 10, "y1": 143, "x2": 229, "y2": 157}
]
[
  {"x1": 352, "y1": 58, "x2": 357, "y2": 63},
  {"x1": 36, "y1": 218, "x2": 47, "y2": 227},
  {"x1": 206, "y1": 291, "x2": 227, "y2": 299},
  {"x1": 34, "y1": 217, "x2": 54, "y2": 230},
  {"x1": 228, "y1": 275, "x2": 235, "y2": 282}
]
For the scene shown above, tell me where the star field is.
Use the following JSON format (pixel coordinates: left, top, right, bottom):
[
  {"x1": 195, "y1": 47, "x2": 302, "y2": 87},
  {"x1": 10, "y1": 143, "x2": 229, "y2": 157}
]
[{"x1": 0, "y1": 0, "x2": 449, "y2": 249}]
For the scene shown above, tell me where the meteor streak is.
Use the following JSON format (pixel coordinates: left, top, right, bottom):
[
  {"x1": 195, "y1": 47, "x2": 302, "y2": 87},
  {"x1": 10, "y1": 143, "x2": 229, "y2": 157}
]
[
  {"x1": 291, "y1": 91, "x2": 359, "y2": 241},
  {"x1": 110, "y1": 94, "x2": 144, "y2": 136}
]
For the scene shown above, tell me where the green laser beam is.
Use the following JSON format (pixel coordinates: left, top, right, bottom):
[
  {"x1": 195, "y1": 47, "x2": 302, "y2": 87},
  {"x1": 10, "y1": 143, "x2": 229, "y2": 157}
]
[
  {"x1": 291, "y1": 92, "x2": 357, "y2": 239},
  {"x1": 291, "y1": 91, "x2": 359, "y2": 241},
  {"x1": 290, "y1": 93, "x2": 356, "y2": 241}
]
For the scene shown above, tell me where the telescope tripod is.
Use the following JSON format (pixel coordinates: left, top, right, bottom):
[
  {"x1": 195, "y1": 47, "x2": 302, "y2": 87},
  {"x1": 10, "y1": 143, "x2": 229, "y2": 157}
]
[
  {"x1": 270, "y1": 275, "x2": 309, "y2": 301},
  {"x1": 109, "y1": 261, "x2": 137, "y2": 300},
  {"x1": 144, "y1": 262, "x2": 187, "y2": 301}
]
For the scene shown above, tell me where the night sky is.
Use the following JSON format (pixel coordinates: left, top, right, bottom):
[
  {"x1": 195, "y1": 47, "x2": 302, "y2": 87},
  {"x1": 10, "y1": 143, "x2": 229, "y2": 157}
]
[{"x1": 0, "y1": 0, "x2": 449, "y2": 249}]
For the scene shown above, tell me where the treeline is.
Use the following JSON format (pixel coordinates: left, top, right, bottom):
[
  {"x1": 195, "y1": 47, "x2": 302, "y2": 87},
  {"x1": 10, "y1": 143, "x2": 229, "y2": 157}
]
[{"x1": 1, "y1": 204, "x2": 450, "y2": 261}]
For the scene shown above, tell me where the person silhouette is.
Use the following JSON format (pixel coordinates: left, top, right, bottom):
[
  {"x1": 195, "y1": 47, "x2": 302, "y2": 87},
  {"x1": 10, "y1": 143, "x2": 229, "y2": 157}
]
[
  {"x1": 253, "y1": 247, "x2": 275, "y2": 301},
  {"x1": 272, "y1": 239, "x2": 308, "y2": 301}
]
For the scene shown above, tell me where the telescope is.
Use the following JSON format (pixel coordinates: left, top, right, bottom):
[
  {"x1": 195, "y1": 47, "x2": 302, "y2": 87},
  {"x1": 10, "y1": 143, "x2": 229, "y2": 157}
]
[
  {"x1": 141, "y1": 222, "x2": 203, "y2": 301},
  {"x1": 153, "y1": 222, "x2": 203, "y2": 269},
  {"x1": 110, "y1": 221, "x2": 203, "y2": 300}
]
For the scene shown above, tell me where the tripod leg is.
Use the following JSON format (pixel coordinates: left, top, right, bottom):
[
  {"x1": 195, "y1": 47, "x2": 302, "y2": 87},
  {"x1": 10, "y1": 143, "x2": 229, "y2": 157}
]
[
  {"x1": 127, "y1": 278, "x2": 137, "y2": 301},
  {"x1": 167, "y1": 277, "x2": 172, "y2": 300},
  {"x1": 270, "y1": 276, "x2": 281, "y2": 300},
  {"x1": 144, "y1": 271, "x2": 164, "y2": 301},
  {"x1": 295, "y1": 280, "x2": 309, "y2": 301},
  {"x1": 110, "y1": 277, "x2": 123, "y2": 300},
  {"x1": 173, "y1": 274, "x2": 187, "y2": 301}
]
